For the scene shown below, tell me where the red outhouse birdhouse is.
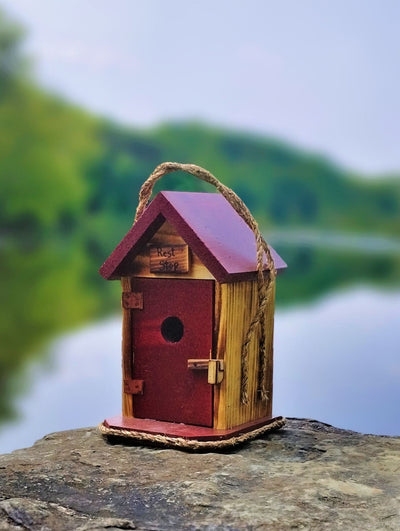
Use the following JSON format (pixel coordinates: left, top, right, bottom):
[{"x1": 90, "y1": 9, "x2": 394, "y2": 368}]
[{"x1": 99, "y1": 163, "x2": 286, "y2": 448}]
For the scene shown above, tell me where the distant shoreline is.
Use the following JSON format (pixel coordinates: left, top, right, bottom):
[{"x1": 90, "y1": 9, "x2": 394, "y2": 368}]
[{"x1": 267, "y1": 229, "x2": 400, "y2": 255}]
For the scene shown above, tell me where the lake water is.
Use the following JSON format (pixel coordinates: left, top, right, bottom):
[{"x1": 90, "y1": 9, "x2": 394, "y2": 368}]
[{"x1": 0, "y1": 285, "x2": 399, "y2": 454}]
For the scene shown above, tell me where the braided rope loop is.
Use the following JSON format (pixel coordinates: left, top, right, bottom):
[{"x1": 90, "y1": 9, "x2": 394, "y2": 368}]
[{"x1": 134, "y1": 162, "x2": 276, "y2": 404}]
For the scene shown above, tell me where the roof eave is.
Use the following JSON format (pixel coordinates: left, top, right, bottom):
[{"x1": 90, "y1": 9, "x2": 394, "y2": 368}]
[{"x1": 99, "y1": 191, "x2": 288, "y2": 282}]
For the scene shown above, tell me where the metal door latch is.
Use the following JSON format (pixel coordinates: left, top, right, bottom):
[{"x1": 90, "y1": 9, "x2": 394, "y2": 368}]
[{"x1": 187, "y1": 359, "x2": 224, "y2": 384}]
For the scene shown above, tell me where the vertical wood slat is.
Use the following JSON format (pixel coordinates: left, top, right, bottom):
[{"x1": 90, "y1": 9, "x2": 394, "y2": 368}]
[
  {"x1": 215, "y1": 280, "x2": 275, "y2": 429},
  {"x1": 213, "y1": 282, "x2": 223, "y2": 428},
  {"x1": 264, "y1": 282, "x2": 275, "y2": 417},
  {"x1": 121, "y1": 276, "x2": 133, "y2": 417}
]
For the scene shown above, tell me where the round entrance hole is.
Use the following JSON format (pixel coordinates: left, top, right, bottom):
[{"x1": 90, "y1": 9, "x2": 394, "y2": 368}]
[{"x1": 161, "y1": 316, "x2": 184, "y2": 343}]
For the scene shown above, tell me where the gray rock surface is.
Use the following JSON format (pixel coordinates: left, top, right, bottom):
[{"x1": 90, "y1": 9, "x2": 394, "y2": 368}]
[{"x1": 0, "y1": 418, "x2": 399, "y2": 530}]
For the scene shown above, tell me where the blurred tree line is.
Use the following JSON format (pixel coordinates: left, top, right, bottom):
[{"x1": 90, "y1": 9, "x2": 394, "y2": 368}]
[
  {"x1": 0, "y1": 7, "x2": 399, "y2": 421},
  {"x1": 96, "y1": 121, "x2": 400, "y2": 234}
]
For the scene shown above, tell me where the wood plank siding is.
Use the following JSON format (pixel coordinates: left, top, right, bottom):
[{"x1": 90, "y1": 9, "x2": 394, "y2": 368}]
[{"x1": 214, "y1": 280, "x2": 275, "y2": 429}]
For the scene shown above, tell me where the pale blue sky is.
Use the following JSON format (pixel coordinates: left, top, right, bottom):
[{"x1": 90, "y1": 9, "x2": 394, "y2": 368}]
[{"x1": 3, "y1": 0, "x2": 400, "y2": 175}]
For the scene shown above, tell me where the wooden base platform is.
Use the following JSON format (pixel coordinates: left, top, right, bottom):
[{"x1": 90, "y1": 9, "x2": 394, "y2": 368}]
[{"x1": 99, "y1": 415, "x2": 286, "y2": 450}]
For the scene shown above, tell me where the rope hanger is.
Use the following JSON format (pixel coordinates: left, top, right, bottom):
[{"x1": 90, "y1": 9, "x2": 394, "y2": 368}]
[{"x1": 134, "y1": 162, "x2": 276, "y2": 404}]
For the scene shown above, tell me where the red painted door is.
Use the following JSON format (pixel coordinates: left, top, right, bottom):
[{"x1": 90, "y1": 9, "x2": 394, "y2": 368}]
[{"x1": 132, "y1": 278, "x2": 214, "y2": 427}]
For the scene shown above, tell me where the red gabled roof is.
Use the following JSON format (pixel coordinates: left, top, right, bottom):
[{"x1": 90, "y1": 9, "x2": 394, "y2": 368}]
[{"x1": 99, "y1": 191, "x2": 287, "y2": 283}]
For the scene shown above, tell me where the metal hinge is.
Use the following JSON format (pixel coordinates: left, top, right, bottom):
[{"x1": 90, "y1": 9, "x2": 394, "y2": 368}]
[
  {"x1": 122, "y1": 292, "x2": 143, "y2": 309},
  {"x1": 124, "y1": 379, "x2": 144, "y2": 395},
  {"x1": 187, "y1": 358, "x2": 224, "y2": 384}
]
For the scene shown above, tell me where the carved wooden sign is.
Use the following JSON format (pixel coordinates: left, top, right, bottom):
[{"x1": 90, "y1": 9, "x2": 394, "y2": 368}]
[{"x1": 149, "y1": 244, "x2": 189, "y2": 274}]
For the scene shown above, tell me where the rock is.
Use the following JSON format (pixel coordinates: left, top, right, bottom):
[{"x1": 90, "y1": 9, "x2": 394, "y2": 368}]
[{"x1": 0, "y1": 418, "x2": 399, "y2": 530}]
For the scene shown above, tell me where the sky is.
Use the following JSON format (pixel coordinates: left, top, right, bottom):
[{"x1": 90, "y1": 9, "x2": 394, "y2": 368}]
[{"x1": 2, "y1": 0, "x2": 400, "y2": 175}]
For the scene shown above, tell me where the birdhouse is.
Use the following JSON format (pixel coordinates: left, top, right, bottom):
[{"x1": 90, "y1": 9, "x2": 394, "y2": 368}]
[{"x1": 99, "y1": 163, "x2": 286, "y2": 448}]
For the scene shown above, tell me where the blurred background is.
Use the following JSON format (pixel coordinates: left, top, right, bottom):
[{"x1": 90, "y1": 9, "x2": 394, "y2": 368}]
[{"x1": 0, "y1": 1, "x2": 399, "y2": 453}]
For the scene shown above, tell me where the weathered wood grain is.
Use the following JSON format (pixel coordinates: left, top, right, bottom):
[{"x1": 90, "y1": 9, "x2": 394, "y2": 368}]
[{"x1": 121, "y1": 276, "x2": 133, "y2": 417}]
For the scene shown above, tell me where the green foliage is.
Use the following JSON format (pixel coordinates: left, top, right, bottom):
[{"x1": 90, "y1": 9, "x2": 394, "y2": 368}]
[
  {"x1": 0, "y1": 86, "x2": 99, "y2": 231},
  {"x1": 93, "y1": 120, "x2": 400, "y2": 237},
  {"x1": 0, "y1": 7, "x2": 106, "y2": 420}
]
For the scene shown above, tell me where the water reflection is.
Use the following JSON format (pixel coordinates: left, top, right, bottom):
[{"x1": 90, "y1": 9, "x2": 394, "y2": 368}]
[
  {"x1": 0, "y1": 237, "x2": 119, "y2": 423},
  {"x1": 272, "y1": 242, "x2": 400, "y2": 307},
  {"x1": 274, "y1": 286, "x2": 400, "y2": 436},
  {"x1": 0, "y1": 286, "x2": 398, "y2": 453},
  {"x1": 0, "y1": 318, "x2": 122, "y2": 454}
]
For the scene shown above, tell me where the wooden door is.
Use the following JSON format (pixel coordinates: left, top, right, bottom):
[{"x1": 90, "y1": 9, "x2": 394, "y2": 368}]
[{"x1": 132, "y1": 278, "x2": 214, "y2": 427}]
